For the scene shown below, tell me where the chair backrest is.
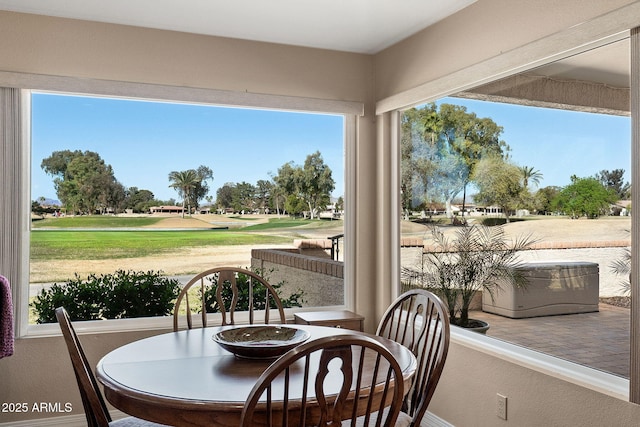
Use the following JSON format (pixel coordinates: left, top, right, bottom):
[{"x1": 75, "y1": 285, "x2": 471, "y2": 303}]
[
  {"x1": 376, "y1": 289, "x2": 450, "y2": 427},
  {"x1": 240, "y1": 334, "x2": 405, "y2": 427},
  {"x1": 56, "y1": 307, "x2": 112, "y2": 427},
  {"x1": 173, "y1": 267, "x2": 286, "y2": 331}
]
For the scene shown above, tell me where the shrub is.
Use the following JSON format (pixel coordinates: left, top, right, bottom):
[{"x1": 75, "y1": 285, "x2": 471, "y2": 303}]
[{"x1": 31, "y1": 270, "x2": 181, "y2": 323}]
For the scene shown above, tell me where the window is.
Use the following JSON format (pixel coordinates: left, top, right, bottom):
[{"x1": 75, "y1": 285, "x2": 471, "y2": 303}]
[
  {"x1": 2, "y1": 82, "x2": 361, "y2": 336},
  {"x1": 399, "y1": 40, "x2": 632, "y2": 380}
]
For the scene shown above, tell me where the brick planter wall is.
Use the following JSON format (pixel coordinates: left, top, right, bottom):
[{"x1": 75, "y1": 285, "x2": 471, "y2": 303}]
[{"x1": 251, "y1": 248, "x2": 344, "y2": 307}]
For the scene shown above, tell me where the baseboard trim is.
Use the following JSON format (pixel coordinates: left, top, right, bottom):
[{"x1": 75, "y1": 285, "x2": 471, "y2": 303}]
[
  {"x1": 1, "y1": 410, "x2": 450, "y2": 427},
  {"x1": 0, "y1": 414, "x2": 86, "y2": 426},
  {"x1": 422, "y1": 411, "x2": 454, "y2": 427},
  {"x1": 0, "y1": 410, "x2": 130, "y2": 426}
]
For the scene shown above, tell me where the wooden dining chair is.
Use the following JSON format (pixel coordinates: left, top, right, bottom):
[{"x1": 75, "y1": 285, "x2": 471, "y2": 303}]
[
  {"x1": 55, "y1": 307, "x2": 167, "y2": 427},
  {"x1": 375, "y1": 289, "x2": 450, "y2": 427},
  {"x1": 240, "y1": 334, "x2": 405, "y2": 427},
  {"x1": 172, "y1": 267, "x2": 286, "y2": 331}
]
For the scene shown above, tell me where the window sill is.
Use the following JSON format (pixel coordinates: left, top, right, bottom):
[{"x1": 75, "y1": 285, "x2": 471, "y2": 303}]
[
  {"x1": 451, "y1": 326, "x2": 629, "y2": 401},
  {"x1": 21, "y1": 306, "x2": 349, "y2": 338},
  {"x1": 23, "y1": 315, "x2": 174, "y2": 338}
]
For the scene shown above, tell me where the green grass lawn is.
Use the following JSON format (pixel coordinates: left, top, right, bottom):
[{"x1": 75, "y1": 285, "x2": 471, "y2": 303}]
[
  {"x1": 32, "y1": 216, "x2": 164, "y2": 228},
  {"x1": 30, "y1": 230, "x2": 292, "y2": 260},
  {"x1": 241, "y1": 217, "x2": 342, "y2": 231},
  {"x1": 29, "y1": 216, "x2": 343, "y2": 261}
]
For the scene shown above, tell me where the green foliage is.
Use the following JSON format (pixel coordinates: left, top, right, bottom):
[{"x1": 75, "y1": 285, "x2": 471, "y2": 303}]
[
  {"x1": 168, "y1": 169, "x2": 199, "y2": 216},
  {"x1": 31, "y1": 200, "x2": 57, "y2": 218},
  {"x1": 123, "y1": 187, "x2": 156, "y2": 213},
  {"x1": 519, "y1": 165, "x2": 543, "y2": 189},
  {"x1": 595, "y1": 169, "x2": 630, "y2": 200},
  {"x1": 274, "y1": 151, "x2": 335, "y2": 219},
  {"x1": 400, "y1": 103, "x2": 508, "y2": 215},
  {"x1": 478, "y1": 217, "x2": 525, "y2": 226},
  {"x1": 201, "y1": 268, "x2": 304, "y2": 313},
  {"x1": 168, "y1": 166, "x2": 214, "y2": 215},
  {"x1": 610, "y1": 247, "x2": 631, "y2": 295},
  {"x1": 555, "y1": 176, "x2": 617, "y2": 218},
  {"x1": 533, "y1": 186, "x2": 562, "y2": 215},
  {"x1": 233, "y1": 181, "x2": 258, "y2": 212},
  {"x1": 30, "y1": 270, "x2": 181, "y2": 323},
  {"x1": 285, "y1": 194, "x2": 307, "y2": 216},
  {"x1": 41, "y1": 150, "x2": 125, "y2": 215},
  {"x1": 402, "y1": 225, "x2": 537, "y2": 328},
  {"x1": 473, "y1": 155, "x2": 524, "y2": 222}
]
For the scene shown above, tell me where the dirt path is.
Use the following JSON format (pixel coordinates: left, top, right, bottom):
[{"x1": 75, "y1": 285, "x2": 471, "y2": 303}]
[
  {"x1": 402, "y1": 216, "x2": 631, "y2": 243},
  {"x1": 30, "y1": 243, "x2": 293, "y2": 283}
]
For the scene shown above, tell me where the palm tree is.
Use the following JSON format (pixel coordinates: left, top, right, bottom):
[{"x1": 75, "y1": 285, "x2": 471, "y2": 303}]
[
  {"x1": 402, "y1": 225, "x2": 538, "y2": 327},
  {"x1": 520, "y1": 165, "x2": 543, "y2": 189},
  {"x1": 168, "y1": 169, "x2": 198, "y2": 218},
  {"x1": 610, "y1": 247, "x2": 631, "y2": 295}
]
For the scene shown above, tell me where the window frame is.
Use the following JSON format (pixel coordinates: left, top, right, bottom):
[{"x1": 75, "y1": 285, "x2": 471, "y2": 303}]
[
  {"x1": 3, "y1": 77, "x2": 363, "y2": 338},
  {"x1": 377, "y1": 14, "x2": 636, "y2": 401}
]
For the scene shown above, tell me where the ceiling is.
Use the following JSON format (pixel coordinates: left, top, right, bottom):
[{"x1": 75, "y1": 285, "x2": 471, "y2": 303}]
[
  {"x1": 0, "y1": 0, "x2": 476, "y2": 54},
  {"x1": 533, "y1": 39, "x2": 630, "y2": 88},
  {"x1": 455, "y1": 39, "x2": 631, "y2": 115}
]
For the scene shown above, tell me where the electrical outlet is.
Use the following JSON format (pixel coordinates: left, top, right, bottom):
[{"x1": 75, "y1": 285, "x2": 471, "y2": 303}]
[{"x1": 497, "y1": 394, "x2": 507, "y2": 420}]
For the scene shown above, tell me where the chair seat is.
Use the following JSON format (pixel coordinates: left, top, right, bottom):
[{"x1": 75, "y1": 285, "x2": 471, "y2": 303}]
[{"x1": 110, "y1": 416, "x2": 170, "y2": 427}]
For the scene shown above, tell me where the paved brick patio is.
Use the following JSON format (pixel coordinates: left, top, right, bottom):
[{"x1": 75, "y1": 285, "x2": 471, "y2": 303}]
[{"x1": 470, "y1": 303, "x2": 630, "y2": 378}]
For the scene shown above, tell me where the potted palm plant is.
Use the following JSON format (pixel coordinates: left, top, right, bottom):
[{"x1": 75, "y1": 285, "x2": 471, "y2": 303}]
[{"x1": 402, "y1": 224, "x2": 537, "y2": 332}]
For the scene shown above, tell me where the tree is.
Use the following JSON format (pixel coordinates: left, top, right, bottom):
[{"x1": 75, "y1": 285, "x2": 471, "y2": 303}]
[
  {"x1": 168, "y1": 169, "x2": 198, "y2": 217},
  {"x1": 595, "y1": 169, "x2": 630, "y2": 199},
  {"x1": 555, "y1": 176, "x2": 617, "y2": 219},
  {"x1": 41, "y1": 150, "x2": 121, "y2": 215},
  {"x1": 124, "y1": 187, "x2": 156, "y2": 213},
  {"x1": 216, "y1": 182, "x2": 236, "y2": 212},
  {"x1": 520, "y1": 166, "x2": 543, "y2": 189},
  {"x1": 255, "y1": 179, "x2": 274, "y2": 213},
  {"x1": 401, "y1": 103, "x2": 509, "y2": 218},
  {"x1": 439, "y1": 104, "x2": 508, "y2": 215},
  {"x1": 401, "y1": 105, "x2": 441, "y2": 218},
  {"x1": 233, "y1": 181, "x2": 257, "y2": 213},
  {"x1": 274, "y1": 152, "x2": 335, "y2": 219},
  {"x1": 533, "y1": 186, "x2": 562, "y2": 215},
  {"x1": 473, "y1": 155, "x2": 524, "y2": 223},
  {"x1": 189, "y1": 165, "x2": 214, "y2": 211},
  {"x1": 299, "y1": 152, "x2": 335, "y2": 218},
  {"x1": 169, "y1": 166, "x2": 213, "y2": 218},
  {"x1": 169, "y1": 166, "x2": 214, "y2": 217}
]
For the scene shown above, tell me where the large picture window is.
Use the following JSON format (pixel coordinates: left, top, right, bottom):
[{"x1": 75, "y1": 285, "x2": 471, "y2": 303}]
[
  {"x1": 0, "y1": 82, "x2": 361, "y2": 335},
  {"x1": 399, "y1": 39, "x2": 632, "y2": 379},
  {"x1": 28, "y1": 92, "x2": 347, "y2": 325}
]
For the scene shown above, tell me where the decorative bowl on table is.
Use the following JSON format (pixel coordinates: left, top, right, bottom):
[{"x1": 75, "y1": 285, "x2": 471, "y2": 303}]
[{"x1": 212, "y1": 325, "x2": 311, "y2": 359}]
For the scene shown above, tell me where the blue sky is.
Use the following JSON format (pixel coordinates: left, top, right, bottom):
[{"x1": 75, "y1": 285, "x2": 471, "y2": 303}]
[
  {"x1": 31, "y1": 93, "x2": 345, "y2": 202},
  {"x1": 439, "y1": 97, "x2": 631, "y2": 190},
  {"x1": 31, "y1": 93, "x2": 631, "y2": 204}
]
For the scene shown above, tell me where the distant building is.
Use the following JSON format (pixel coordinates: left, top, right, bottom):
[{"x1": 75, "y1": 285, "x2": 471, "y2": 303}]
[{"x1": 149, "y1": 205, "x2": 185, "y2": 214}]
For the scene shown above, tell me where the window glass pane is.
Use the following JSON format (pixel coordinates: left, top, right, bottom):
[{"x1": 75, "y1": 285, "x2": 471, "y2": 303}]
[
  {"x1": 400, "y1": 41, "x2": 631, "y2": 377},
  {"x1": 29, "y1": 93, "x2": 345, "y2": 324}
]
